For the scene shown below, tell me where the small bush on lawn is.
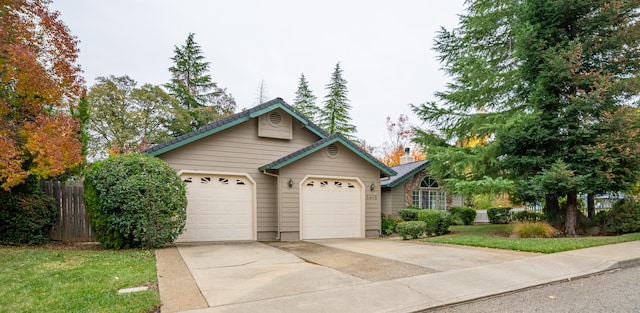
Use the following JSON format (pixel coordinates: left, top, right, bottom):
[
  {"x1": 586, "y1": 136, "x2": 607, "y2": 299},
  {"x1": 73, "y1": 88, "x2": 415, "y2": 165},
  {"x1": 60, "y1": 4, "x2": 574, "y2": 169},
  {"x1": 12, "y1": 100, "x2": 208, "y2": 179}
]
[
  {"x1": 512, "y1": 221, "x2": 557, "y2": 238},
  {"x1": 0, "y1": 178, "x2": 57, "y2": 245},
  {"x1": 487, "y1": 207, "x2": 512, "y2": 224},
  {"x1": 450, "y1": 206, "x2": 476, "y2": 225},
  {"x1": 417, "y1": 210, "x2": 451, "y2": 236},
  {"x1": 512, "y1": 210, "x2": 545, "y2": 222},
  {"x1": 381, "y1": 215, "x2": 403, "y2": 235},
  {"x1": 84, "y1": 153, "x2": 187, "y2": 249},
  {"x1": 396, "y1": 221, "x2": 426, "y2": 240},
  {"x1": 438, "y1": 211, "x2": 452, "y2": 235},
  {"x1": 603, "y1": 199, "x2": 640, "y2": 235},
  {"x1": 398, "y1": 207, "x2": 420, "y2": 221}
]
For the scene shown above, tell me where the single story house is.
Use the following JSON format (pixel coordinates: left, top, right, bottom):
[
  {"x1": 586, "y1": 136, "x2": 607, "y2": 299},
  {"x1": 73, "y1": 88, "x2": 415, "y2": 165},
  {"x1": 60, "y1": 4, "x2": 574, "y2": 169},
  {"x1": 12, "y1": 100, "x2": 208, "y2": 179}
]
[
  {"x1": 381, "y1": 150, "x2": 463, "y2": 216},
  {"x1": 145, "y1": 98, "x2": 396, "y2": 242}
]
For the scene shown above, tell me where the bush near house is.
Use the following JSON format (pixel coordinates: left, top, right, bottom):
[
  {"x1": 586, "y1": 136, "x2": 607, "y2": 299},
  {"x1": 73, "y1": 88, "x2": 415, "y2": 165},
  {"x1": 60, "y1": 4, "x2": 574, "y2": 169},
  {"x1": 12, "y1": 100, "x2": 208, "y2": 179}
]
[
  {"x1": 487, "y1": 207, "x2": 512, "y2": 224},
  {"x1": 417, "y1": 209, "x2": 452, "y2": 236},
  {"x1": 0, "y1": 177, "x2": 57, "y2": 245},
  {"x1": 450, "y1": 206, "x2": 476, "y2": 225},
  {"x1": 397, "y1": 207, "x2": 420, "y2": 221},
  {"x1": 603, "y1": 199, "x2": 640, "y2": 235},
  {"x1": 381, "y1": 215, "x2": 403, "y2": 235},
  {"x1": 396, "y1": 221, "x2": 426, "y2": 240},
  {"x1": 84, "y1": 153, "x2": 187, "y2": 249}
]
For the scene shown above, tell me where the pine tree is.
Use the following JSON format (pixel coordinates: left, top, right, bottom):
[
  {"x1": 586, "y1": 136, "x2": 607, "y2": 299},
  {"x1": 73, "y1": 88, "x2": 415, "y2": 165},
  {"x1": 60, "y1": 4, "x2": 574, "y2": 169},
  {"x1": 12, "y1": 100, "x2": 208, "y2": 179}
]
[
  {"x1": 165, "y1": 33, "x2": 236, "y2": 135},
  {"x1": 319, "y1": 62, "x2": 357, "y2": 138},
  {"x1": 292, "y1": 73, "x2": 319, "y2": 122}
]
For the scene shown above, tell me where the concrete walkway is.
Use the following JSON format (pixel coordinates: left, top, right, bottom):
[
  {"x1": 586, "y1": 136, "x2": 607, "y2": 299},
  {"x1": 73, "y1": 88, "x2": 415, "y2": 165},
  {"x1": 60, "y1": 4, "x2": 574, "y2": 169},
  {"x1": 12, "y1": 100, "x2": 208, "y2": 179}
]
[{"x1": 156, "y1": 239, "x2": 640, "y2": 313}]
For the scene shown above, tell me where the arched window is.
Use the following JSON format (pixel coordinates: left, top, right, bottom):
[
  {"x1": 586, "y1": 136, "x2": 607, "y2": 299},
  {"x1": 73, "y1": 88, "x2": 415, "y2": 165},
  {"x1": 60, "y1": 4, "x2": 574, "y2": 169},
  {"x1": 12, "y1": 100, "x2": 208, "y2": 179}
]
[{"x1": 412, "y1": 176, "x2": 446, "y2": 210}]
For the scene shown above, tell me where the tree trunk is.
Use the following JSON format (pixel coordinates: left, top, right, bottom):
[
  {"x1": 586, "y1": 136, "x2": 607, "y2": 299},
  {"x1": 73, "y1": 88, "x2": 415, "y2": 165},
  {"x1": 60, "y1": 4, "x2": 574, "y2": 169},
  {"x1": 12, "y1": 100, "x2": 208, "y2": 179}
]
[
  {"x1": 587, "y1": 193, "x2": 595, "y2": 219},
  {"x1": 544, "y1": 194, "x2": 560, "y2": 223},
  {"x1": 564, "y1": 192, "x2": 578, "y2": 236}
]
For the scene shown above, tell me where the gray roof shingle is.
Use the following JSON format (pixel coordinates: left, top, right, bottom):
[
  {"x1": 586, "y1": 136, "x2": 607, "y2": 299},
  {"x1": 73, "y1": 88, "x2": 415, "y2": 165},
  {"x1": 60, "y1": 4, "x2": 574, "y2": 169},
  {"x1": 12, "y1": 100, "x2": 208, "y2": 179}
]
[{"x1": 380, "y1": 160, "x2": 429, "y2": 188}]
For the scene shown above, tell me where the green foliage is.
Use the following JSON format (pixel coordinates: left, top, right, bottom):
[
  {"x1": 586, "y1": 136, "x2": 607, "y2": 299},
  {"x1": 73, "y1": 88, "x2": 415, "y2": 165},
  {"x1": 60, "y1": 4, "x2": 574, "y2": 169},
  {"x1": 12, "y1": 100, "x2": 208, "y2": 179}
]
[
  {"x1": 84, "y1": 153, "x2": 187, "y2": 249},
  {"x1": 511, "y1": 222, "x2": 557, "y2": 238},
  {"x1": 397, "y1": 208, "x2": 420, "y2": 221},
  {"x1": 292, "y1": 73, "x2": 319, "y2": 123},
  {"x1": 511, "y1": 210, "x2": 545, "y2": 222},
  {"x1": 487, "y1": 207, "x2": 512, "y2": 224},
  {"x1": 604, "y1": 199, "x2": 640, "y2": 235},
  {"x1": 450, "y1": 206, "x2": 477, "y2": 225},
  {"x1": 396, "y1": 221, "x2": 426, "y2": 240},
  {"x1": 0, "y1": 179, "x2": 56, "y2": 245},
  {"x1": 165, "y1": 33, "x2": 236, "y2": 135},
  {"x1": 318, "y1": 62, "x2": 357, "y2": 139},
  {"x1": 417, "y1": 210, "x2": 452, "y2": 236},
  {"x1": 381, "y1": 215, "x2": 403, "y2": 236}
]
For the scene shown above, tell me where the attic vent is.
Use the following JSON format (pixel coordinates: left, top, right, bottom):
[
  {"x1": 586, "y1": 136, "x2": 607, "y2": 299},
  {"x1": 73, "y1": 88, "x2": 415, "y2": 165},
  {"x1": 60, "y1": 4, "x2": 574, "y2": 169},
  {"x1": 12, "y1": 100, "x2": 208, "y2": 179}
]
[
  {"x1": 267, "y1": 111, "x2": 283, "y2": 126},
  {"x1": 327, "y1": 144, "x2": 339, "y2": 157}
]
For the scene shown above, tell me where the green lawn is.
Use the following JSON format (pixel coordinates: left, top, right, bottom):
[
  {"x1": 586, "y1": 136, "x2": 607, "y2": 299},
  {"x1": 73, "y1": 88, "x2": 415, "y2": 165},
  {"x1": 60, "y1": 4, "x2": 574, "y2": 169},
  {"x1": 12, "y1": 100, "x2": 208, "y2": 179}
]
[
  {"x1": 420, "y1": 224, "x2": 640, "y2": 253},
  {"x1": 0, "y1": 245, "x2": 160, "y2": 313}
]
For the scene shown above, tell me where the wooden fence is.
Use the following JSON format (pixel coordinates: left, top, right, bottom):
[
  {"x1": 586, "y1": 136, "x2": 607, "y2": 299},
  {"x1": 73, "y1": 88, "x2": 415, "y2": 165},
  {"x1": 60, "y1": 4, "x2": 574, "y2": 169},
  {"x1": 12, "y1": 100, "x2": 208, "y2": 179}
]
[{"x1": 42, "y1": 181, "x2": 94, "y2": 242}]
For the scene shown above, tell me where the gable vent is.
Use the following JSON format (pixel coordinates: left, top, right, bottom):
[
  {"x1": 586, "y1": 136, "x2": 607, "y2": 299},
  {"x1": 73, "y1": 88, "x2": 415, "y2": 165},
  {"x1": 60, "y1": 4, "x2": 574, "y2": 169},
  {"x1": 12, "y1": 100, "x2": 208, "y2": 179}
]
[
  {"x1": 268, "y1": 111, "x2": 283, "y2": 126},
  {"x1": 327, "y1": 143, "x2": 339, "y2": 157}
]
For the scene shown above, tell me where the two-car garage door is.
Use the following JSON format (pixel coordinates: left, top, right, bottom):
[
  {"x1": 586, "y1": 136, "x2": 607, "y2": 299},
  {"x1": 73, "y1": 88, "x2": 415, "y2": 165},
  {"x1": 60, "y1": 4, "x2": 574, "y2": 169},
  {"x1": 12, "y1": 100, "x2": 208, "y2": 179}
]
[
  {"x1": 177, "y1": 172, "x2": 255, "y2": 242},
  {"x1": 300, "y1": 177, "x2": 364, "y2": 240}
]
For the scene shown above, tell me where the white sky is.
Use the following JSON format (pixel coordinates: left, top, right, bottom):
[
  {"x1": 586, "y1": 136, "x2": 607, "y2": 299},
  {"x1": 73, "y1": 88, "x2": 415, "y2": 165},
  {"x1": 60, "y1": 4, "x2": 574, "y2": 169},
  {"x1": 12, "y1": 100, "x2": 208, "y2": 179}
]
[{"x1": 49, "y1": 0, "x2": 466, "y2": 149}]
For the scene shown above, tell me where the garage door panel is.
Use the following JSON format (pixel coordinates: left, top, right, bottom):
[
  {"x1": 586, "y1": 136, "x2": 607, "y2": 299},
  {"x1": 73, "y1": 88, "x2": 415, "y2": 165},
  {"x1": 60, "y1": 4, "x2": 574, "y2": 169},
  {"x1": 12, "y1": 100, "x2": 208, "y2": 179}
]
[
  {"x1": 178, "y1": 173, "x2": 254, "y2": 242},
  {"x1": 301, "y1": 177, "x2": 363, "y2": 240}
]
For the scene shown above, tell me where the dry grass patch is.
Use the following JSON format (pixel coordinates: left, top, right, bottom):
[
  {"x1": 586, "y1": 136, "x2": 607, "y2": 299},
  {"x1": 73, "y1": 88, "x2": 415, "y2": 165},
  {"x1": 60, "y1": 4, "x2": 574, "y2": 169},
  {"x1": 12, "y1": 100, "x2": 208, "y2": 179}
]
[{"x1": 511, "y1": 221, "x2": 557, "y2": 238}]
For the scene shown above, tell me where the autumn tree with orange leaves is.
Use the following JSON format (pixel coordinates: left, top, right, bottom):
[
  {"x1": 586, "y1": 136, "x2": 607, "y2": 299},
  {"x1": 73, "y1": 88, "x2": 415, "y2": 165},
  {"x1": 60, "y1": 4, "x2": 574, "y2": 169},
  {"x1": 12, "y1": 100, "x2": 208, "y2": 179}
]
[
  {"x1": 0, "y1": 0, "x2": 85, "y2": 191},
  {"x1": 379, "y1": 114, "x2": 424, "y2": 167}
]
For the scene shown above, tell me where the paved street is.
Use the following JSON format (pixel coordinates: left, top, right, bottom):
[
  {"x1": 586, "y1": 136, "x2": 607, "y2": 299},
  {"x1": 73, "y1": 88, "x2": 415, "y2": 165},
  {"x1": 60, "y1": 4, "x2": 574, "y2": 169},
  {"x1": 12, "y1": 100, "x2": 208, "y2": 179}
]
[{"x1": 427, "y1": 266, "x2": 640, "y2": 313}]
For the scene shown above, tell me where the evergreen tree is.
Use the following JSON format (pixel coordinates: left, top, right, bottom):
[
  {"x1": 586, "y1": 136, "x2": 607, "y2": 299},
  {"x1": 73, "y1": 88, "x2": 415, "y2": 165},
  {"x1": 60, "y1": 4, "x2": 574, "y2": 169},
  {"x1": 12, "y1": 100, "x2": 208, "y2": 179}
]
[
  {"x1": 292, "y1": 73, "x2": 319, "y2": 122},
  {"x1": 413, "y1": 0, "x2": 640, "y2": 235},
  {"x1": 319, "y1": 62, "x2": 357, "y2": 138},
  {"x1": 165, "y1": 33, "x2": 236, "y2": 135}
]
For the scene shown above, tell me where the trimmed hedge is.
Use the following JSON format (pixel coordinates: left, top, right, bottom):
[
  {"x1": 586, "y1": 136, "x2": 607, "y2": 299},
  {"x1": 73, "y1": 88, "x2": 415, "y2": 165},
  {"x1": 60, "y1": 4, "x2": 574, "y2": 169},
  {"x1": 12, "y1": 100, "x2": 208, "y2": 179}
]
[
  {"x1": 396, "y1": 221, "x2": 426, "y2": 240},
  {"x1": 417, "y1": 209, "x2": 451, "y2": 236},
  {"x1": 604, "y1": 199, "x2": 640, "y2": 235},
  {"x1": 398, "y1": 208, "x2": 420, "y2": 221},
  {"x1": 84, "y1": 153, "x2": 187, "y2": 249},
  {"x1": 487, "y1": 207, "x2": 512, "y2": 224},
  {"x1": 512, "y1": 210, "x2": 545, "y2": 222},
  {"x1": 0, "y1": 179, "x2": 57, "y2": 245},
  {"x1": 450, "y1": 206, "x2": 476, "y2": 225}
]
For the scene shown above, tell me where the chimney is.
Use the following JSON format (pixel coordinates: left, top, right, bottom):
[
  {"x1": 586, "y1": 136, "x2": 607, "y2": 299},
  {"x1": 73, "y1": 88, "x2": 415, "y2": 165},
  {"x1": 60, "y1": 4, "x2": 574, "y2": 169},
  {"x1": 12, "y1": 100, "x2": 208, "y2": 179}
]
[{"x1": 400, "y1": 147, "x2": 415, "y2": 165}]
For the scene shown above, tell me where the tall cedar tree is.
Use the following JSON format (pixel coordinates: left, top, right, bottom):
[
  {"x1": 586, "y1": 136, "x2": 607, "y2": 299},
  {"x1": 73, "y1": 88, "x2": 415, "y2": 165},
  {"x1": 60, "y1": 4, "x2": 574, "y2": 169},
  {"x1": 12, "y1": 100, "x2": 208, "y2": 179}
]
[
  {"x1": 87, "y1": 75, "x2": 175, "y2": 159},
  {"x1": 165, "y1": 33, "x2": 236, "y2": 135},
  {"x1": 319, "y1": 62, "x2": 357, "y2": 139},
  {"x1": 0, "y1": 0, "x2": 85, "y2": 191},
  {"x1": 292, "y1": 73, "x2": 319, "y2": 122},
  {"x1": 413, "y1": 0, "x2": 640, "y2": 235}
]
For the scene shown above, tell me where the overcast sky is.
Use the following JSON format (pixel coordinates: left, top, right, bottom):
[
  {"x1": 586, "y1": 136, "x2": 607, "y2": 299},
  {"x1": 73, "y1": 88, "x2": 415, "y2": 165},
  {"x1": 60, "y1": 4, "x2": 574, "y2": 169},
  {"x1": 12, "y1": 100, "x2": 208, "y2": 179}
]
[{"x1": 49, "y1": 0, "x2": 466, "y2": 149}]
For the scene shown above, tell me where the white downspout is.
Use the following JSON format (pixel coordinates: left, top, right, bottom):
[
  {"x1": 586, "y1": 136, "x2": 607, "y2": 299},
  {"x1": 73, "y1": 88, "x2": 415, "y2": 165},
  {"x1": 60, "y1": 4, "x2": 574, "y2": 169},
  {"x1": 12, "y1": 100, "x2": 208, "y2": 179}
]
[{"x1": 263, "y1": 170, "x2": 281, "y2": 240}]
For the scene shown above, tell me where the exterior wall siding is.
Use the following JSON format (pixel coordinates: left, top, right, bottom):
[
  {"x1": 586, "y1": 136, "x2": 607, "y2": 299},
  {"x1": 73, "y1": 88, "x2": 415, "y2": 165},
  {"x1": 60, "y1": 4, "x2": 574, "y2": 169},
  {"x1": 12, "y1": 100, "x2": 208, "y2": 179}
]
[{"x1": 279, "y1": 143, "x2": 381, "y2": 240}]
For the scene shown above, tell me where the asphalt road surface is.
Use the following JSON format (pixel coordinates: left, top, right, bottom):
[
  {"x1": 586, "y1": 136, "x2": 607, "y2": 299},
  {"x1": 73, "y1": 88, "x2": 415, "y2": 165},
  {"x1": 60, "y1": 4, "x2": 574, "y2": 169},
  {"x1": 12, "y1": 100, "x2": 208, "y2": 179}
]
[{"x1": 426, "y1": 266, "x2": 640, "y2": 313}]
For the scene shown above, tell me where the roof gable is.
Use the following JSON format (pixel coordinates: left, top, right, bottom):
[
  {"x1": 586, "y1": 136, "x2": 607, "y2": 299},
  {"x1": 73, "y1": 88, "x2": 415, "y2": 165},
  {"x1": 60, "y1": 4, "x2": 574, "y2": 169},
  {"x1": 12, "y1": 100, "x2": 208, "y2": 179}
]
[
  {"x1": 380, "y1": 160, "x2": 430, "y2": 188},
  {"x1": 259, "y1": 133, "x2": 397, "y2": 177},
  {"x1": 145, "y1": 98, "x2": 328, "y2": 156}
]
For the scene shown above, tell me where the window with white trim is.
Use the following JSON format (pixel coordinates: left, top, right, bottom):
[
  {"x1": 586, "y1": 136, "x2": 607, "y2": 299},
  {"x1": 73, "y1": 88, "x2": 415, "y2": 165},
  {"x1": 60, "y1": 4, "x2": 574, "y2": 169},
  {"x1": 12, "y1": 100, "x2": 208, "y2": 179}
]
[{"x1": 412, "y1": 176, "x2": 446, "y2": 210}]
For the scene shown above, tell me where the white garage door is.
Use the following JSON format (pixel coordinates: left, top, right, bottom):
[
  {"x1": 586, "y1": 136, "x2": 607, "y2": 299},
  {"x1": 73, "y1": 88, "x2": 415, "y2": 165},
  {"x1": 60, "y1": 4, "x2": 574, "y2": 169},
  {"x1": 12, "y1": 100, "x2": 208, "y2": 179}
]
[
  {"x1": 300, "y1": 177, "x2": 363, "y2": 240},
  {"x1": 178, "y1": 172, "x2": 254, "y2": 242}
]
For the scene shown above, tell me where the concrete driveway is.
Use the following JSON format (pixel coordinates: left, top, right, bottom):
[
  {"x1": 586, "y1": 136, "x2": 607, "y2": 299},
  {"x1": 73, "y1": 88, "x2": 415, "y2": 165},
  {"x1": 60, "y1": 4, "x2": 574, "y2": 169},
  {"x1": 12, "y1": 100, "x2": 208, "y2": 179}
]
[{"x1": 172, "y1": 238, "x2": 538, "y2": 311}]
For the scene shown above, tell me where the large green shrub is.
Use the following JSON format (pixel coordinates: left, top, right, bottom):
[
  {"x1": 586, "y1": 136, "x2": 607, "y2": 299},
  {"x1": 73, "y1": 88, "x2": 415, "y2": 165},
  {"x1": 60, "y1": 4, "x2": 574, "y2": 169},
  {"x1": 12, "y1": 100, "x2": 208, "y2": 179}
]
[
  {"x1": 603, "y1": 199, "x2": 640, "y2": 235},
  {"x1": 396, "y1": 221, "x2": 426, "y2": 240},
  {"x1": 381, "y1": 215, "x2": 403, "y2": 236},
  {"x1": 397, "y1": 207, "x2": 420, "y2": 221},
  {"x1": 487, "y1": 207, "x2": 512, "y2": 224},
  {"x1": 450, "y1": 206, "x2": 477, "y2": 225},
  {"x1": 417, "y1": 209, "x2": 441, "y2": 235},
  {"x1": 0, "y1": 178, "x2": 57, "y2": 245},
  {"x1": 438, "y1": 211, "x2": 452, "y2": 235},
  {"x1": 84, "y1": 153, "x2": 187, "y2": 249}
]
